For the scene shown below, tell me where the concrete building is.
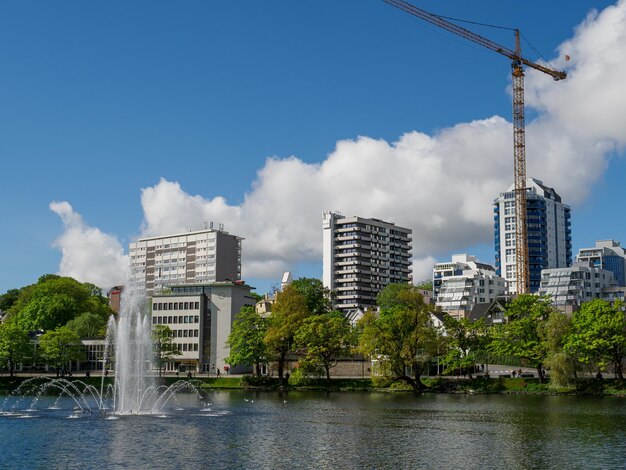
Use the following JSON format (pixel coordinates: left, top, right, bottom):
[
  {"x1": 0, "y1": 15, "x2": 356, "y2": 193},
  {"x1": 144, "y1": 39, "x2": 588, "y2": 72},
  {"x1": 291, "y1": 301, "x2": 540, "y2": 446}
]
[
  {"x1": 151, "y1": 281, "x2": 256, "y2": 374},
  {"x1": 538, "y1": 262, "x2": 617, "y2": 313},
  {"x1": 433, "y1": 254, "x2": 507, "y2": 319},
  {"x1": 323, "y1": 211, "x2": 412, "y2": 312},
  {"x1": 129, "y1": 228, "x2": 242, "y2": 297},
  {"x1": 494, "y1": 177, "x2": 572, "y2": 293},
  {"x1": 576, "y1": 240, "x2": 626, "y2": 287}
]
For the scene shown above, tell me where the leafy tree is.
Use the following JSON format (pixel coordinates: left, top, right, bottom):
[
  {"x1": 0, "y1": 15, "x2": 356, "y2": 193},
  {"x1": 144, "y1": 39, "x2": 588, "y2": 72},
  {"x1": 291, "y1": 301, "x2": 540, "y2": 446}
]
[
  {"x1": 38, "y1": 326, "x2": 84, "y2": 376},
  {"x1": 294, "y1": 311, "x2": 355, "y2": 383},
  {"x1": 359, "y1": 284, "x2": 440, "y2": 392},
  {"x1": 290, "y1": 277, "x2": 333, "y2": 315},
  {"x1": 489, "y1": 294, "x2": 555, "y2": 382},
  {"x1": 249, "y1": 292, "x2": 264, "y2": 303},
  {"x1": 8, "y1": 275, "x2": 113, "y2": 332},
  {"x1": 442, "y1": 316, "x2": 486, "y2": 379},
  {"x1": 541, "y1": 311, "x2": 577, "y2": 387},
  {"x1": 65, "y1": 312, "x2": 109, "y2": 339},
  {"x1": 226, "y1": 306, "x2": 269, "y2": 375},
  {"x1": 264, "y1": 285, "x2": 310, "y2": 382},
  {"x1": 0, "y1": 289, "x2": 21, "y2": 312},
  {"x1": 152, "y1": 325, "x2": 181, "y2": 377},
  {"x1": 0, "y1": 323, "x2": 32, "y2": 377},
  {"x1": 415, "y1": 280, "x2": 433, "y2": 292},
  {"x1": 565, "y1": 299, "x2": 626, "y2": 380}
]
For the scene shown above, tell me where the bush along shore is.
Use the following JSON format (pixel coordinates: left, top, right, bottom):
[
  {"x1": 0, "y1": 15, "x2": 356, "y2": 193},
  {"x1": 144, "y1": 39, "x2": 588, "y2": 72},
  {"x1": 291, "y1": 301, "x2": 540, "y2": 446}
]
[{"x1": 2, "y1": 375, "x2": 626, "y2": 396}]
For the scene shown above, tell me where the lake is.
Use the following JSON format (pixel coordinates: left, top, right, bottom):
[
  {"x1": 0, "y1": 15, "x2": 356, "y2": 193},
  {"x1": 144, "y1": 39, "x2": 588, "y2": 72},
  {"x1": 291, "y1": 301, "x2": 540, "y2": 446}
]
[{"x1": 1, "y1": 390, "x2": 625, "y2": 469}]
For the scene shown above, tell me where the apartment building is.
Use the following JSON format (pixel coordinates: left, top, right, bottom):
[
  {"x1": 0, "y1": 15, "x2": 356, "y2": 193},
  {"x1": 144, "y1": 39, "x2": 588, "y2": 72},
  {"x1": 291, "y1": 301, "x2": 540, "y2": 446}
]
[
  {"x1": 128, "y1": 228, "x2": 242, "y2": 297},
  {"x1": 323, "y1": 211, "x2": 412, "y2": 312},
  {"x1": 576, "y1": 239, "x2": 626, "y2": 286}
]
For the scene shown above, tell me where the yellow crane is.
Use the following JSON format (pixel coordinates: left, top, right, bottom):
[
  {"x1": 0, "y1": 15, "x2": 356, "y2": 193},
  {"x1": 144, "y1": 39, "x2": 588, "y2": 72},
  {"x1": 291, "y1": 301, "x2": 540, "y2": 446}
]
[{"x1": 383, "y1": 0, "x2": 566, "y2": 294}]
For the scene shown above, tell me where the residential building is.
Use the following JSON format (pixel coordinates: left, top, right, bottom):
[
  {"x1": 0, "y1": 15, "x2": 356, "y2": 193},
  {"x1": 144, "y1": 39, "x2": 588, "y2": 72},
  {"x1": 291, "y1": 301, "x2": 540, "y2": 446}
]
[
  {"x1": 433, "y1": 254, "x2": 507, "y2": 319},
  {"x1": 494, "y1": 177, "x2": 572, "y2": 293},
  {"x1": 538, "y1": 261, "x2": 617, "y2": 313},
  {"x1": 322, "y1": 211, "x2": 412, "y2": 312},
  {"x1": 151, "y1": 281, "x2": 256, "y2": 374},
  {"x1": 128, "y1": 228, "x2": 242, "y2": 297},
  {"x1": 576, "y1": 239, "x2": 626, "y2": 286}
]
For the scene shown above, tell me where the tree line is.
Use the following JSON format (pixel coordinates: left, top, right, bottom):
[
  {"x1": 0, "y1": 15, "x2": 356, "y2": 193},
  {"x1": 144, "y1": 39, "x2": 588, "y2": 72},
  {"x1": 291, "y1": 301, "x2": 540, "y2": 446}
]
[
  {"x1": 0, "y1": 275, "x2": 113, "y2": 376},
  {"x1": 225, "y1": 280, "x2": 626, "y2": 392}
]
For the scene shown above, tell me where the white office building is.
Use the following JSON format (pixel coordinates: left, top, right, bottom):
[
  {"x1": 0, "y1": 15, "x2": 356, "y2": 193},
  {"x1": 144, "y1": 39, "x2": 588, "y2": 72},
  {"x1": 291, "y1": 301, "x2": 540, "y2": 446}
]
[
  {"x1": 538, "y1": 261, "x2": 617, "y2": 313},
  {"x1": 151, "y1": 281, "x2": 255, "y2": 373},
  {"x1": 323, "y1": 211, "x2": 412, "y2": 312},
  {"x1": 494, "y1": 177, "x2": 572, "y2": 293},
  {"x1": 129, "y1": 228, "x2": 242, "y2": 297},
  {"x1": 433, "y1": 254, "x2": 507, "y2": 319}
]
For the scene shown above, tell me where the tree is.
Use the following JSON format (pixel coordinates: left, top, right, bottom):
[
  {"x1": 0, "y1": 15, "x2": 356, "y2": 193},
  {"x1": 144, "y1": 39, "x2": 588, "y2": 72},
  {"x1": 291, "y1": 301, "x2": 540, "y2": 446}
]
[
  {"x1": 152, "y1": 325, "x2": 181, "y2": 377},
  {"x1": 290, "y1": 277, "x2": 333, "y2": 315},
  {"x1": 38, "y1": 326, "x2": 84, "y2": 376},
  {"x1": 565, "y1": 299, "x2": 626, "y2": 380},
  {"x1": 0, "y1": 323, "x2": 32, "y2": 377},
  {"x1": 226, "y1": 306, "x2": 268, "y2": 375},
  {"x1": 8, "y1": 275, "x2": 113, "y2": 332},
  {"x1": 0, "y1": 288, "x2": 21, "y2": 312},
  {"x1": 541, "y1": 311, "x2": 577, "y2": 387},
  {"x1": 415, "y1": 280, "x2": 433, "y2": 292},
  {"x1": 294, "y1": 311, "x2": 355, "y2": 383},
  {"x1": 489, "y1": 294, "x2": 555, "y2": 382},
  {"x1": 442, "y1": 316, "x2": 486, "y2": 379},
  {"x1": 359, "y1": 284, "x2": 440, "y2": 393},
  {"x1": 264, "y1": 285, "x2": 310, "y2": 382},
  {"x1": 65, "y1": 312, "x2": 109, "y2": 339}
]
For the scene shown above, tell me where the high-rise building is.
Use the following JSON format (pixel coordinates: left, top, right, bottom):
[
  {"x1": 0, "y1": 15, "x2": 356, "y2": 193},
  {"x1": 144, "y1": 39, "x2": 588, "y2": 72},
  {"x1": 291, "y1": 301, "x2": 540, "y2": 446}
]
[
  {"x1": 576, "y1": 240, "x2": 626, "y2": 286},
  {"x1": 129, "y1": 228, "x2": 242, "y2": 297},
  {"x1": 433, "y1": 254, "x2": 507, "y2": 319},
  {"x1": 494, "y1": 178, "x2": 572, "y2": 293},
  {"x1": 323, "y1": 211, "x2": 412, "y2": 312}
]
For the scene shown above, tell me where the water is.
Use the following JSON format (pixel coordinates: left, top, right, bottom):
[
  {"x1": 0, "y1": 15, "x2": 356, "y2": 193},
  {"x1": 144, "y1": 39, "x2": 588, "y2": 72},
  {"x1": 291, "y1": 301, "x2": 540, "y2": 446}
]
[{"x1": 1, "y1": 391, "x2": 625, "y2": 469}]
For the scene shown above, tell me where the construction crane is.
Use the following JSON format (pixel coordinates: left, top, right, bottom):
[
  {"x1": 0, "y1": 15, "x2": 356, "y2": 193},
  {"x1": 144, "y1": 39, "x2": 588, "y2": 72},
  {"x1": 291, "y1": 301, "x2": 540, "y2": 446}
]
[{"x1": 383, "y1": 0, "x2": 566, "y2": 294}]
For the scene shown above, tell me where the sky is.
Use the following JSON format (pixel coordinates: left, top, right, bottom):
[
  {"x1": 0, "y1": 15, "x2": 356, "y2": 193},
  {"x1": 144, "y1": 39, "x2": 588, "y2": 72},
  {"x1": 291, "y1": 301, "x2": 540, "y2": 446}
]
[{"x1": 1, "y1": 0, "x2": 625, "y2": 296}]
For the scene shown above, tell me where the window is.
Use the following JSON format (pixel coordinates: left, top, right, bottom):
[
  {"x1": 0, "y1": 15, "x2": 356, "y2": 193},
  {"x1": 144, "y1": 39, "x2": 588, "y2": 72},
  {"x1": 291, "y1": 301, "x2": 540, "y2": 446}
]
[
  {"x1": 194, "y1": 330, "x2": 198, "y2": 337},
  {"x1": 194, "y1": 302, "x2": 199, "y2": 309},
  {"x1": 184, "y1": 302, "x2": 189, "y2": 309},
  {"x1": 194, "y1": 316, "x2": 199, "y2": 323}
]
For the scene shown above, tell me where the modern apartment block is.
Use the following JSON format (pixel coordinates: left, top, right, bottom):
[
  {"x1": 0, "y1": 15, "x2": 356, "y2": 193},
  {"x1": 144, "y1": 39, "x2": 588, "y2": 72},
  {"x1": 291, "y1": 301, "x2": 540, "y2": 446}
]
[
  {"x1": 538, "y1": 262, "x2": 617, "y2": 313},
  {"x1": 151, "y1": 281, "x2": 256, "y2": 373},
  {"x1": 576, "y1": 240, "x2": 626, "y2": 286},
  {"x1": 129, "y1": 228, "x2": 242, "y2": 297},
  {"x1": 433, "y1": 254, "x2": 507, "y2": 319},
  {"x1": 494, "y1": 177, "x2": 572, "y2": 293},
  {"x1": 322, "y1": 211, "x2": 412, "y2": 312}
]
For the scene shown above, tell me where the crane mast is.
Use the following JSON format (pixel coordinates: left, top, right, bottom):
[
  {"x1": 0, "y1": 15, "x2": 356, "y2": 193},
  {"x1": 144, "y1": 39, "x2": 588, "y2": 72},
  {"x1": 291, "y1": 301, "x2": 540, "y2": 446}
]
[{"x1": 383, "y1": 0, "x2": 566, "y2": 294}]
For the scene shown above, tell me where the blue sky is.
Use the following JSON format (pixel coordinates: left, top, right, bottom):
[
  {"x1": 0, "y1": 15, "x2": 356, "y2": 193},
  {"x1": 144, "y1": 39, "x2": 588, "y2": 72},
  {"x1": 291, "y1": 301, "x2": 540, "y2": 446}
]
[{"x1": 1, "y1": 0, "x2": 624, "y2": 295}]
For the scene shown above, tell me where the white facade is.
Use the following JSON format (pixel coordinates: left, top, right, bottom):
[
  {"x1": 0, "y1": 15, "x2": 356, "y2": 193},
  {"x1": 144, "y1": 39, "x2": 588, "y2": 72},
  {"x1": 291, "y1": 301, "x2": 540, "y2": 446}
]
[
  {"x1": 152, "y1": 282, "x2": 255, "y2": 373},
  {"x1": 129, "y1": 228, "x2": 242, "y2": 297},
  {"x1": 538, "y1": 262, "x2": 617, "y2": 312},
  {"x1": 494, "y1": 177, "x2": 572, "y2": 293},
  {"x1": 576, "y1": 239, "x2": 626, "y2": 286},
  {"x1": 433, "y1": 254, "x2": 507, "y2": 319},
  {"x1": 323, "y1": 211, "x2": 412, "y2": 312}
]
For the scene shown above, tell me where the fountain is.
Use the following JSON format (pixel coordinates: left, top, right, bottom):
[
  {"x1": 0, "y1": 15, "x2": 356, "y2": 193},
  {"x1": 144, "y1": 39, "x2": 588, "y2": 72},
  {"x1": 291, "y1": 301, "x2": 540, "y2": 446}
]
[{"x1": 1, "y1": 288, "x2": 206, "y2": 418}]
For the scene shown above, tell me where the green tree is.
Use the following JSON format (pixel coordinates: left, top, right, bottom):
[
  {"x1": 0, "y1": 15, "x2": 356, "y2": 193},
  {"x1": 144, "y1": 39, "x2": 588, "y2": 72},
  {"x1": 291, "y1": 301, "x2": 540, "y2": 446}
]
[
  {"x1": 442, "y1": 316, "x2": 486, "y2": 379},
  {"x1": 489, "y1": 294, "x2": 555, "y2": 382},
  {"x1": 0, "y1": 323, "x2": 32, "y2": 377},
  {"x1": 152, "y1": 325, "x2": 181, "y2": 377},
  {"x1": 290, "y1": 277, "x2": 333, "y2": 315},
  {"x1": 415, "y1": 280, "x2": 433, "y2": 292},
  {"x1": 264, "y1": 285, "x2": 310, "y2": 382},
  {"x1": 564, "y1": 299, "x2": 626, "y2": 380},
  {"x1": 9, "y1": 275, "x2": 113, "y2": 332},
  {"x1": 294, "y1": 311, "x2": 355, "y2": 383},
  {"x1": 65, "y1": 312, "x2": 109, "y2": 339},
  {"x1": 541, "y1": 311, "x2": 576, "y2": 387},
  {"x1": 38, "y1": 326, "x2": 84, "y2": 376},
  {"x1": 0, "y1": 288, "x2": 21, "y2": 312},
  {"x1": 359, "y1": 284, "x2": 440, "y2": 392},
  {"x1": 226, "y1": 306, "x2": 269, "y2": 375}
]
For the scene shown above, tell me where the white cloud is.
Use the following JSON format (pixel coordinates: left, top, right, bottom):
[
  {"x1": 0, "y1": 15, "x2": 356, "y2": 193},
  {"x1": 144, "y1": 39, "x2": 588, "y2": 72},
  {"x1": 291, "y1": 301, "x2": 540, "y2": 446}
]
[
  {"x1": 50, "y1": 201, "x2": 128, "y2": 289},
  {"x1": 51, "y1": 1, "x2": 626, "y2": 289}
]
